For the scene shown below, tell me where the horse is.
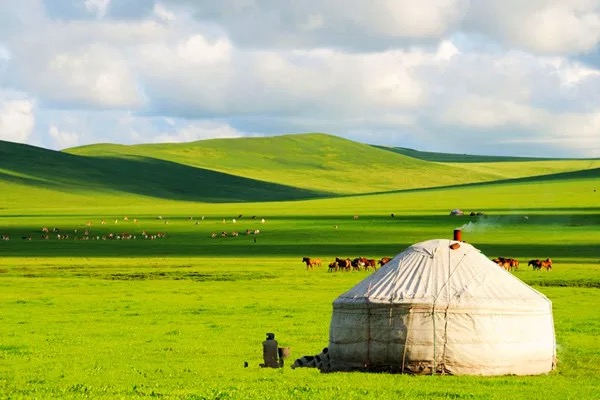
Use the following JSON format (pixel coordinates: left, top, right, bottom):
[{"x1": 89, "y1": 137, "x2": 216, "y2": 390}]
[
  {"x1": 378, "y1": 257, "x2": 392, "y2": 267},
  {"x1": 528, "y1": 259, "x2": 542, "y2": 270},
  {"x1": 351, "y1": 257, "x2": 364, "y2": 271},
  {"x1": 363, "y1": 258, "x2": 377, "y2": 271},
  {"x1": 328, "y1": 261, "x2": 338, "y2": 272},
  {"x1": 540, "y1": 258, "x2": 552, "y2": 271},
  {"x1": 302, "y1": 257, "x2": 321, "y2": 270},
  {"x1": 492, "y1": 257, "x2": 513, "y2": 271},
  {"x1": 335, "y1": 257, "x2": 352, "y2": 272}
]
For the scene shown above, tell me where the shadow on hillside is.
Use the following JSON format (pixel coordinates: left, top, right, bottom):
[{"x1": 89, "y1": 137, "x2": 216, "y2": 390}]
[{"x1": 0, "y1": 141, "x2": 328, "y2": 202}]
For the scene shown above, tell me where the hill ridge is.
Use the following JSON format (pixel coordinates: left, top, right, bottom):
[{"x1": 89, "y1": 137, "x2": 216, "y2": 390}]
[{"x1": 1, "y1": 133, "x2": 599, "y2": 207}]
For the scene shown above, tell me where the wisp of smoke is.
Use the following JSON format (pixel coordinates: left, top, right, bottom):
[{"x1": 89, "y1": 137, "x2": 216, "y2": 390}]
[
  {"x1": 458, "y1": 220, "x2": 496, "y2": 232},
  {"x1": 457, "y1": 215, "x2": 528, "y2": 233}
]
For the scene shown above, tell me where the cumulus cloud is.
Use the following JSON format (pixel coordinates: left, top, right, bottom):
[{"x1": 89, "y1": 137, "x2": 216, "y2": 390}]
[
  {"x1": 43, "y1": 44, "x2": 142, "y2": 107},
  {"x1": 466, "y1": 0, "x2": 600, "y2": 55},
  {"x1": 168, "y1": 0, "x2": 469, "y2": 50},
  {"x1": 151, "y1": 120, "x2": 243, "y2": 143},
  {"x1": 49, "y1": 125, "x2": 80, "y2": 148},
  {"x1": 0, "y1": 98, "x2": 36, "y2": 143},
  {"x1": 85, "y1": 0, "x2": 111, "y2": 18},
  {"x1": 153, "y1": 3, "x2": 176, "y2": 23},
  {"x1": 0, "y1": 0, "x2": 598, "y2": 157},
  {"x1": 3, "y1": 20, "x2": 151, "y2": 109},
  {"x1": 439, "y1": 96, "x2": 538, "y2": 128}
]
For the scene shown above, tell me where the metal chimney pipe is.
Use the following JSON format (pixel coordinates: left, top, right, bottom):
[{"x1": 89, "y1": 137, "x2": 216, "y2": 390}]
[{"x1": 453, "y1": 229, "x2": 462, "y2": 242}]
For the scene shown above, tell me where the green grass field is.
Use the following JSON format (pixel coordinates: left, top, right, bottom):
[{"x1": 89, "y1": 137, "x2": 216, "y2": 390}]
[{"x1": 1, "y1": 135, "x2": 599, "y2": 399}]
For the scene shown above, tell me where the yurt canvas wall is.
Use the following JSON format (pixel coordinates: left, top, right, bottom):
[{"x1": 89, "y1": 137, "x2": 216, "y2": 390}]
[{"x1": 327, "y1": 239, "x2": 556, "y2": 375}]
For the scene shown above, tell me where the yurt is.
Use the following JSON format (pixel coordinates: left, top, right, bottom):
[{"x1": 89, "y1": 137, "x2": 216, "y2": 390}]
[{"x1": 327, "y1": 239, "x2": 556, "y2": 375}]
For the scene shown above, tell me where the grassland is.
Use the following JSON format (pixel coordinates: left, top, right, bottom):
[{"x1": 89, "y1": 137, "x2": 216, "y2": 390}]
[{"x1": 0, "y1": 134, "x2": 599, "y2": 399}]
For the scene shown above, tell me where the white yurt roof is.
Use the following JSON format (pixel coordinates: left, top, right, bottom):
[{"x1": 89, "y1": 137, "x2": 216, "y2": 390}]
[{"x1": 334, "y1": 239, "x2": 550, "y2": 312}]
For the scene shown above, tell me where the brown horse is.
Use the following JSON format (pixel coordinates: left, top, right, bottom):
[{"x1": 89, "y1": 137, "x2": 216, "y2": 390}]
[
  {"x1": 302, "y1": 257, "x2": 321, "y2": 270},
  {"x1": 492, "y1": 257, "x2": 517, "y2": 271},
  {"x1": 540, "y1": 258, "x2": 552, "y2": 271},
  {"x1": 378, "y1": 257, "x2": 392, "y2": 267},
  {"x1": 363, "y1": 258, "x2": 377, "y2": 271},
  {"x1": 529, "y1": 258, "x2": 552, "y2": 271},
  {"x1": 351, "y1": 258, "x2": 364, "y2": 271},
  {"x1": 335, "y1": 257, "x2": 352, "y2": 272},
  {"x1": 528, "y1": 259, "x2": 542, "y2": 270},
  {"x1": 328, "y1": 261, "x2": 338, "y2": 272}
]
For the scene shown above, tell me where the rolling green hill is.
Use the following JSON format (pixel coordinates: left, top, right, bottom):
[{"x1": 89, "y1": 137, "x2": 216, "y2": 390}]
[
  {"x1": 0, "y1": 140, "x2": 324, "y2": 206},
  {"x1": 376, "y1": 145, "x2": 600, "y2": 180},
  {"x1": 65, "y1": 133, "x2": 559, "y2": 195},
  {"x1": 1, "y1": 133, "x2": 599, "y2": 208},
  {"x1": 66, "y1": 133, "x2": 502, "y2": 194}
]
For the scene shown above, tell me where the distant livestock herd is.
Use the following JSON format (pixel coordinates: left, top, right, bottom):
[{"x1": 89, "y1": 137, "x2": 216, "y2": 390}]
[
  {"x1": 492, "y1": 256, "x2": 553, "y2": 271},
  {"x1": 302, "y1": 255, "x2": 555, "y2": 273},
  {"x1": 302, "y1": 256, "x2": 392, "y2": 272},
  {"x1": 0, "y1": 215, "x2": 267, "y2": 242},
  {"x1": 36, "y1": 227, "x2": 166, "y2": 241}
]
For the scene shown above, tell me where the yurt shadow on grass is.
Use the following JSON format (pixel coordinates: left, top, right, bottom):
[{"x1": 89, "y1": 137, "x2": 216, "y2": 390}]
[{"x1": 326, "y1": 239, "x2": 556, "y2": 376}]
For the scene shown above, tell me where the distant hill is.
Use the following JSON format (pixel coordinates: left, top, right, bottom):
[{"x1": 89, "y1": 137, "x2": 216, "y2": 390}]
[
  {"x1": 65, "y1": 133, "x2": 506, "y2": 195},
  {"x1": 0, "y1": 140, "x2": 324, "y2": 205},
  {"x1": 374, "y1": 146, "x2": 559, "y2": 162},
  {"x1": 1, "y1": 133, "x2": 599, "y2": 208}
]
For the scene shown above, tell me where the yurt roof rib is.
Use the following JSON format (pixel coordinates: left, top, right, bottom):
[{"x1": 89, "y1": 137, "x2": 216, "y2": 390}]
[
  {"x1": 333, "y1": 239, "x2": 552, "y2": 309},
  {"x1": 432, "y1": 245, "x2": 467, "y2": 306}
]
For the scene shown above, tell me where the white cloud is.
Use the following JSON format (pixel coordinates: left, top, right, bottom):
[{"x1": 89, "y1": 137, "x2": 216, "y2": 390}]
[
  {"x1": 0, "y1": 1, "x2": 598, "y2": 158},
  {"x1": 0, "y1": 99, "x2": 35, "y2": 143},
  {"x1": 170, "y1": 0, "x2": 469, "y2": 50},
  {"x1": 85, "y1": 0, "x2": 111, "y2": 19},
  {"x1": 514, "y1": 3, "x2": 600, "y2": 54},
  {"x1": 298, "y1": 13, "x2": 324, "y2": 31},
  {"x1": 49, "y1": 125, "x2": 80, "y2": 149},
  {"x1": 0, "y1": 44, "x2": 10, "y2": 60},
  {"x1": 176, "y1": 34, "x2": 232, "y2": 65},
  {"x1": 439, "y1": 96, "x2": 539, "y2": 128},
  {"x1": 436, "y1": 97, "x2": 600, "y2": 156},
  {"x1": 554, "y1": 61, "x2": 600, "y2": 86},
  {"x1": 350, "y1": 0, "x2": 468, "y2": 38},
  {"x1": 435, "y1": 39, "x2": 460, "y2": 61},
  {"x1": 43, "y1": 46, "x2": 141, "y2": 108},
  {"x1": 153, "y1": 3, "x2": 176, "y2": 23},
  {"x1": 466, "y1": 0, "x2": 600, "y2": 55},
  {"x1": 544, "y1": 111, "x2": 600, "y2": 154},
  {"x1": 152, "y1": 121, "x2": 242, "y2": 143}
]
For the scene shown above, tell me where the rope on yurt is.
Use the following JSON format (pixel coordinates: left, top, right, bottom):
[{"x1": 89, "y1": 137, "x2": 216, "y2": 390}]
[
  {"x1": 401, "y1": 309, "x2": 412, "y2": 373},
  {"x1": 431, "y1": 242, "x2": 468, "y2": 374},
  {"x1": 392, "y1": 257, "x2": 408, "y2": 373},
  {"x1": 431, "y1": 302, "x2": 437, "y2": 375}
]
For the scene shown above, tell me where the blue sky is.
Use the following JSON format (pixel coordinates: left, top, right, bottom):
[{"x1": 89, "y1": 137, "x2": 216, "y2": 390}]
[{"x1": 0, "y1": 0, "x2": 599, "y2": 157}]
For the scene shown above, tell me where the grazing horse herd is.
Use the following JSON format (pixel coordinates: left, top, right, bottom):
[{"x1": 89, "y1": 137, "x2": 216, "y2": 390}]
[
  {"x1": 493, "y1": 257, "x2": 553, "y2": 271},
  {"x1": 528, "y1": 258, "x2": 553, "y2": 271},
  {"x1": 302, "y1": 256, "x2": 391, "y2": 272},
  {"x1": 304, "y1": 255, "x2": 554, "y2": 272},
  {"x1": 492, "y1": 257, "x2": 520, "y2": 271}
]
